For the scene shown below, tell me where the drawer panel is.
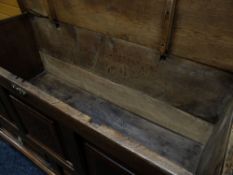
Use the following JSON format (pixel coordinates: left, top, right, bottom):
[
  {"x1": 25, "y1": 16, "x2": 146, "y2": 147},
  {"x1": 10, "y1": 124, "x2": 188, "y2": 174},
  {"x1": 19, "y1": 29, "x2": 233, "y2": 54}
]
[
  {"x1": 10, "y1": 96, "x2": 64, "y2": 157},
  {"x1": 85, "y1": 143, "x2": 135, "y2": 175}
]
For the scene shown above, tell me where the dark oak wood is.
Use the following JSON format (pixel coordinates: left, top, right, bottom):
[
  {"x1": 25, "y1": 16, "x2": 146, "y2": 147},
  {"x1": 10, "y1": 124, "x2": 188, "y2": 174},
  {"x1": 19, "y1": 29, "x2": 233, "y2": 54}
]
[
  {"x1": 0, "y1": 68, "x2": 174, "y2": 175},
  {"x1": 84, "y1": 143, "x2": 135, "y2": 175},
  {"x1": 0, "y1": 115, "x2": 19, "y2": 139},
  {"x1": 0, "y1": 86, "x2": 26, "y2": 135},
  {"x1": 0, "y1": 88, "x2": 10, "y2": 121},
  {"x1": 0, "y1": 14, "x2": 43, "y2": 80},
  {"x1": 10, "y1": 96, "x2": 64, "y2": 157},
  {"x1": 0, "y1": 88, "x2": 19, "y2": 137},
  {"x1": 22, "y1": 133, "x2": 74, "y2": 173},
  {"x1": 31, "y1": 73, "x2": 203, "y2": 173},
  {"x1": 58, "y1": 125, "x2": 87, "y2": 175},
  {"x1": 21, "y1": 0, "x2": 233, "y2": 72},
  {"x1": 31, "y1": 17, "x2": 233, "y2": 125},
  {"x1": 0, "y1": 3, "x2": 233, "y2": 175},
  {"x1": 40, "y1": 52, "x2": 212, "y2": 144}
]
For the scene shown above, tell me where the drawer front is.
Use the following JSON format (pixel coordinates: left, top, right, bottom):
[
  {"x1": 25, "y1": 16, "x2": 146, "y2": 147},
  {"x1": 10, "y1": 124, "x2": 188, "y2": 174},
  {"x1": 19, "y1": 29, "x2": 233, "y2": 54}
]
[
  {"x1": 85, "y1": 143, "x2": 135, "y2": 175},
  {"x1": 10, "y1": 96, "x2": 64, "y2": 157}
]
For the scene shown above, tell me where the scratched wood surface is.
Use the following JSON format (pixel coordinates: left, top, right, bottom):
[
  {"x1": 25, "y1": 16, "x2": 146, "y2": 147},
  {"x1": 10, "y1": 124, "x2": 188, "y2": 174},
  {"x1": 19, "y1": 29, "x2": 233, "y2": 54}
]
[
  {"x1": 31, "y1": 72, "x2": 203, "y2": 173},
  {"x1": 22, "y1": 0, "x2": 233, "y2": 72},
  {"x1": 31, "y1": 17, "x2": 233, "y2": 125},
  {"x1": 40, "y1": 52, "x2": 213, "y2": 144},
  {"x1": 0, "y1": 67, "x2": 193, "y2": 175},
  {"x1": 23, "y1": 0, "x2": 166, "y2": 48}
]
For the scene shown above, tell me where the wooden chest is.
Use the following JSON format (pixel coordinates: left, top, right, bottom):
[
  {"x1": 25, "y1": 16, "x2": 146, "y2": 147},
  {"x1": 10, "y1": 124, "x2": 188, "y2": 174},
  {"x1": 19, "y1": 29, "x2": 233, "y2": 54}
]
[{"x1": 0, "y1": 0, "x2": 233, "y2": 175}]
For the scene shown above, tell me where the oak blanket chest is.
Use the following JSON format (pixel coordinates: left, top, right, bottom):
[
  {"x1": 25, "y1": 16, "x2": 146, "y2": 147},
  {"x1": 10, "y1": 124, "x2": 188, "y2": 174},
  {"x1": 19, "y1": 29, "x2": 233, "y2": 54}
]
[{"x1": 0, "y1": 0, "x2": 233, "y2": 175}]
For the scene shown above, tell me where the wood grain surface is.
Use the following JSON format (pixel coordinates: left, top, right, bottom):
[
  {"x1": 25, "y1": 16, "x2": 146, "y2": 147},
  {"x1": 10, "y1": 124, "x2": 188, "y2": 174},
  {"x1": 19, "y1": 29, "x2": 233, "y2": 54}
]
[
  {"x1": 31, "y1": 18, "x2": 233, "y2": 124},
  {"x1": 32, "y1": 72, "x2": 203, "y2": 173},
  {"x1": 40, "y1": 52, "x2": 213, "y2": 144},
  {"x1": 0, "y1": 67, "x2": 193, "y2": 175},
  {"x1": 172, "y1": 0, "x2": 233, "y2": 72},
  {"x1": 0, "y1": 0, "x2": 20, "y2": 19},
  {"x1": 22, "y1": 0, "x2": 233, "y2": 72},
  {"x1": 0, "y1": 0, "x2": 19, "y2": 7}
]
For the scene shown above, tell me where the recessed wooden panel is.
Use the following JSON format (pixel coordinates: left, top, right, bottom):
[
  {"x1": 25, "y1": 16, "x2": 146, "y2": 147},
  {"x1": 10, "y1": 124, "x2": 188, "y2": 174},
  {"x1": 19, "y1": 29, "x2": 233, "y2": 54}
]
[
  {"x1": 0, "y1": 115, "x2": 19, "y2": 139},
  {"x1": 10, "y1": 96, "x2": 64, "y2": 157},
  {"x1": 0, "y1": 99, "x2": 6, "y2": 117},
  {"x1": 0, "y1": 87, "x2": 16, "y2": 124},
  {"x1": 0, "y1": 99, "x2": 15, "y2": 125},
  {"x1": 0, "y1": 88, "x2": 19, "y2": 137},
  {"x1": 85, "y1": 143, "x2": 135, "y2": 175}
]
